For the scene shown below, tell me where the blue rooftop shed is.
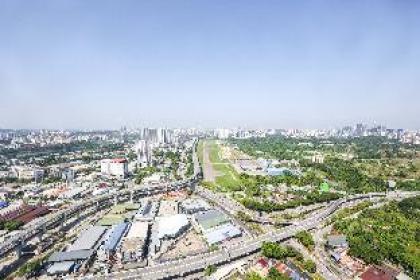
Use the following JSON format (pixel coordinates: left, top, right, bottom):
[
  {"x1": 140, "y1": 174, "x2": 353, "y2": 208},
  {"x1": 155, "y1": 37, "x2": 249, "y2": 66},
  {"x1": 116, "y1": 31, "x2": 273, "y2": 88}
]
[{"x1": 104, "y1": 222, "x2": 128, "y2": 252}]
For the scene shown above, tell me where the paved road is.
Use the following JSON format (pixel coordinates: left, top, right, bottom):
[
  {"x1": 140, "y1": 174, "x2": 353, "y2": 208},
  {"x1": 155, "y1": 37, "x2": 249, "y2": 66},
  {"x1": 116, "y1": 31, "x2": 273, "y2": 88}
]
[
  {"x1": 80, "y1": 192, "x2": 420, "y2": 280},
  {"x1": 287, "y1": 239, "x2": 340, "y2": 280},
  {"x1": 196, "y1": 185, "x2": 293, "y2": 225},
  {"x1": 196, "y1": 186, "x2": 250, "y2": 216},
  {"x1": 0, "y1": 177, "x2": 200, "y2": 259},
  {"x1": 0, "y1": 141, "x2": 202, "y2": 259}
]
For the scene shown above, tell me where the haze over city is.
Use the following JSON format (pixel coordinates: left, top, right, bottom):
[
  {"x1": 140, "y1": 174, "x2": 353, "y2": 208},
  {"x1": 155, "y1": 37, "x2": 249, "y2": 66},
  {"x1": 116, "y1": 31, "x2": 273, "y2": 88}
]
[
  {"x1": 1, "y1": 2, "x2": 420, "y2": 280},
  {"x1": 1, "y1": 0, "x2": 419, "y2": 129}
]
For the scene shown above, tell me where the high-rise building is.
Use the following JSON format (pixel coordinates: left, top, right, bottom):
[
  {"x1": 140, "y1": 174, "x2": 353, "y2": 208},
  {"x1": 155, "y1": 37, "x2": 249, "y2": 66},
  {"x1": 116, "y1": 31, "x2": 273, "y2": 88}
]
[
  {"x1": 62, "y1": 168, "x2": 75, "y2": 183},
  {"x1": 135, "y1": 140, "x2": 152, "y2": 166}
]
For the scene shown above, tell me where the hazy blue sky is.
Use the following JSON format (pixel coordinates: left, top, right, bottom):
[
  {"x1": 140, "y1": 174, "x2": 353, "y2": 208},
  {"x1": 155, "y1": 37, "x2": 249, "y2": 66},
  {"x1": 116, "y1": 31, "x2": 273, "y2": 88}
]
[{"x1": 0, "y1": 1, "x2": 419, "y2": 129}]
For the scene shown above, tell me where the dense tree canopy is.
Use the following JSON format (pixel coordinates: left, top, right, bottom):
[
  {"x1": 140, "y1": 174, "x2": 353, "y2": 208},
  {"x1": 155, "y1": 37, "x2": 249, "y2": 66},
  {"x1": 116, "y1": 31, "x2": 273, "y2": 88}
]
[
  {"x1": 0, "y1": 220, "x2": 24, "y2": 231},
  {"x1": 229, "y1": 136, "x2": 417, "y2": 161},
  {"x1": 334, "y1": 196, "x2": 420, "y2": 278},
  {"x1": 295, "y1": 231, "x2": 315, "y2": 251},
  {"x1": 241, "y1": 192, "x2": 341, "y2": 213},
  {"x1": 261, "y1": 242, "x2": 300, "y2": 260},
  {"x1": 230, "y1": 136, "x2": 419, "y2": 194}
]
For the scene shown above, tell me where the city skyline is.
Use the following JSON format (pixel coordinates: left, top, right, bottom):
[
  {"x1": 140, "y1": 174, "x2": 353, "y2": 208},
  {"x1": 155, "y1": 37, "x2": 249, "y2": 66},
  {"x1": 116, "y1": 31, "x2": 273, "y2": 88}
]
[
  {"x1": 0, "y1": 121, "x2": 414, "y2": 132},
  {"x1": 1, "y1": 1, "x2": 420, "y2": 129}
]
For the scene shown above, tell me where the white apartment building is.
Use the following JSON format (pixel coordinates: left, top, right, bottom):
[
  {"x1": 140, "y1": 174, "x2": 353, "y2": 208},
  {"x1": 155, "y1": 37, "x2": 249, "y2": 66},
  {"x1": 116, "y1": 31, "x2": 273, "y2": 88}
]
[
  {"x1": 101, "y1": 159, "x2": 128, "y2": 179},
  {"x1": 13, "y1": 166, "x2": 44, "y2": 182}
]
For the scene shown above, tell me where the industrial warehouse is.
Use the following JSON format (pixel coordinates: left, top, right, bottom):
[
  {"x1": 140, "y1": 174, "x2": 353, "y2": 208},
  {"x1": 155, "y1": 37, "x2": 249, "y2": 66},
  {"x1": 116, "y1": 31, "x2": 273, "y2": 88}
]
[
  {"x1": 194, "y1": 209, "x2": 242, "y2": 245},
  {"x1": 47, "y1": 226, "x2": 107, "y2": 275},
  {"x1": 45, "y1": 195, "x2": 243, "y2": 276}
]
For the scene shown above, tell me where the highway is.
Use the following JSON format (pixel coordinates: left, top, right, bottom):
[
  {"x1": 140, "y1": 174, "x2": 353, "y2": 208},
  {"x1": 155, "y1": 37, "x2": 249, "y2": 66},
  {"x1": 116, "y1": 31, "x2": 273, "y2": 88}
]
[
  {"x1": 0, "y1": 140, "x2": 203, "y2": 261},
  {"x1": 80, "y1": 191, "x2": 420, "y2": 280},
  {"x1": 0, "y1": 177, "x2": 199, "y2": 259},
  {"x1": 196, "y1": 185, "x2": 290, "y2": 225}
]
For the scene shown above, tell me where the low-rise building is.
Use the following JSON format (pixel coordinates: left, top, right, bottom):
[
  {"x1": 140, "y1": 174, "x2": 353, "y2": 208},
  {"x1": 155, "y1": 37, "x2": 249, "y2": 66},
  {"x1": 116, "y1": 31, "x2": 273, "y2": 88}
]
[
  {"x1": 120, "y1": 221, "x2": 149, "y2": 262},
  {"x1": 47, "y1": 226, "x2": 107, "y2": 276},
  {"x1": 358, "y1": 265, "x2": 401, "y2": 280},
  {"x1": 135, "y1": 200, "x2": 158, "y2": 221},
  {"x1": 157, "y1": 214, "x2": 189, "y2": 240},
  {"x1": 13, "y1": 166, "x2": 44, "y2": 182},
  {"x1": 194, "y1": 209, "x2": 230, "y2": 232},
  {"x1": 204, "y1": 223, "x2": 241, "y2": 245},
  {"x1": 99, "y1": 222, "x2": 128, "y2": 260},
  {"x1": 326, "y1": 235, "x2": 348, "y2": 249},
  {"x1": 180, "y1": 198, "x2": 210, "y2": 214}
]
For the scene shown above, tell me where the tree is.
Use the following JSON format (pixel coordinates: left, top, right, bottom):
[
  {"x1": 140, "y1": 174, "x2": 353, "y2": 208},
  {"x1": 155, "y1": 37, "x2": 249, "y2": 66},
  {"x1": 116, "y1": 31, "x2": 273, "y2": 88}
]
[
  {"x1": 267, "y1": 267, "x2": 291, "y2": 280},
  {"x1": 261, "y1": 242, "x2": 298, "y2": 260},
  {"x1": 296, "y1": 231, "x2": 315, "y2": 251},
  {"x1": 209, "y1": 244, "x2": 219, "y2": 252},
  {"x1": 4, "y1": 220, "x2": 23, "y2": 231},
  {"x1": 333, "y1": 197, "x2": 420, "y2": 279},
  {"x1": 17, "y1": 258, "x2": 43, "y2": 277},
  {"x1": 204, "y1": 265, "x2": 216, "y2": 276},
  {"x1": 302, "y1": 260, "x2": 317, "y2": 273},
  {"x1": 245, "y1": 272, "x2": 264, "y2": 280},
  {"x1": 237, "y1": 211, "x2": 253, "y2": 222}
]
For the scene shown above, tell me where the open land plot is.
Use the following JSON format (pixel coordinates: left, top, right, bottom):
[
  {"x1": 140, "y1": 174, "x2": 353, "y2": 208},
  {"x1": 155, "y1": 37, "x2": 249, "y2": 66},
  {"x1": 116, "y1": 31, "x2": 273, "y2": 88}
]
[
  {"x1": 220, "y1": 144, "x2": 267, "y2": 176},
  {"x1": 202, "y1": 141, "x2": 218, "y2": 183},
  {"x1": 160, "y1": 229, "x2": 208, "y2": 260},
  {"x1": 202, "y1": 140, "x2": 241, "y2": 191}
]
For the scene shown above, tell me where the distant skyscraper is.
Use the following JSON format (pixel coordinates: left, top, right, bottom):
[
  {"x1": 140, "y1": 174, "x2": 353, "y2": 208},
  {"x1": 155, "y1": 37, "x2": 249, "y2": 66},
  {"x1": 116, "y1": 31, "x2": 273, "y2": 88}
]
[
  {"x1": 135, "y1": 140, "x2": 152, "y2": 166},
  {"x1": 157, "y1": 128, "x2": 164, "y2": 144},
  {"x1": 215, "y1": 128, "x2": 230, "y2": 139},
  {"x1": 355, "y1": 123, "x2": 366, "y2": 137}
]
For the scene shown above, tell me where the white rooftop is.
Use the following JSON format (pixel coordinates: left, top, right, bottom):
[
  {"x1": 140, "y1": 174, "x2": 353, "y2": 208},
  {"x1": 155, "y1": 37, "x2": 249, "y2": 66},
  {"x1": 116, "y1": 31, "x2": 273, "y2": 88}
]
[
  {"x1": 126, "y1": 221, "x2": 149, "y2": 239},
  {"x1": 204, "y1": 223, "x2": 241, "y2": 245},
  {"x1": 67, "y1": 226, "x2": 106, "y2": 251},
  {"x1": 157, "y1": 214, "x2": 189, "y2": 239}
]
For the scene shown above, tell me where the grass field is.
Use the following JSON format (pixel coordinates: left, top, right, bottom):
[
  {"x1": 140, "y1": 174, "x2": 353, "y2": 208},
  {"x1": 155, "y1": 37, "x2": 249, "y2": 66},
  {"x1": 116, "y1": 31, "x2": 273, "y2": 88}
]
[
  {"x1": 197, "y1": 140, "x2": 204, "y2": 165},
  {"x1": 110, "y1": 203, "x2": 140, "y2": 214},
  {"x1": 97, "y1": 214, "x2": 125, "y2": 226},
  {"x1": 203, "y1": 140, "x2": 241, "y2": 191},
  {"x1": 97, "y1": 203, "x2": 139, "y2": 226}
]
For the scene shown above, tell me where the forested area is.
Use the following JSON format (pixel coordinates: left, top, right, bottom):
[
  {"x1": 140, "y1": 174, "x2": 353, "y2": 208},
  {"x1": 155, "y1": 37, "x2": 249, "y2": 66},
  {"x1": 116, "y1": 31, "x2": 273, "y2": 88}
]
[
  {"x1": 230, "y1": 136, "x2": 417, "y2": 160},
  {"x1": 327, "y1": 200, "x2": 373, "y2": 224},
  {"x1": 314, "y1": 158, "x2": 388, "y2": 193},
  {"x1": 334, "y1": 196, "x2": 420, "y2": 278},
  {"x1": 229, "y1": 136, "x2": 420, "y2": 193},
  {"x1": 397, "y1": 180, "x2": 420, "y2": 191},
  {"x1": 240, "y1": 192, "x2": 341, "y2": 213},
  {"x1": 239, "y1": 173, "x2": 322, "y2": 190}
]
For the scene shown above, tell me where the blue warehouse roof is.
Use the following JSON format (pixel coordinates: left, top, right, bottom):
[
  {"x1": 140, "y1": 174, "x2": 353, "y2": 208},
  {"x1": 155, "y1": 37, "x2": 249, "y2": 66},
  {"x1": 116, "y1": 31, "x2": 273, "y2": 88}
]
[{"x1": 104, "y1": 222, "x2": 128, "y2": 252}]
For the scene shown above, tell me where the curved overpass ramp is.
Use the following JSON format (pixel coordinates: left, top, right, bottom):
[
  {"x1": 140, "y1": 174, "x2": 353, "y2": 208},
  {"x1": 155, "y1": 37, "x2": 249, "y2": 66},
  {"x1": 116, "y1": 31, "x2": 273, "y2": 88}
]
[{"x1": 80, "y1": 192, "x2": 409, "y2": 280}]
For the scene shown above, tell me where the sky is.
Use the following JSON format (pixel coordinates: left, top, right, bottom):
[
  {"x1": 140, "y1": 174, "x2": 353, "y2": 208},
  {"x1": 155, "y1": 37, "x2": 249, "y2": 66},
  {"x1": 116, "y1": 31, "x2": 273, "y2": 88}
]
[{"x1": 0, "y1": 0, "x2": 419, "y2": 130}]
